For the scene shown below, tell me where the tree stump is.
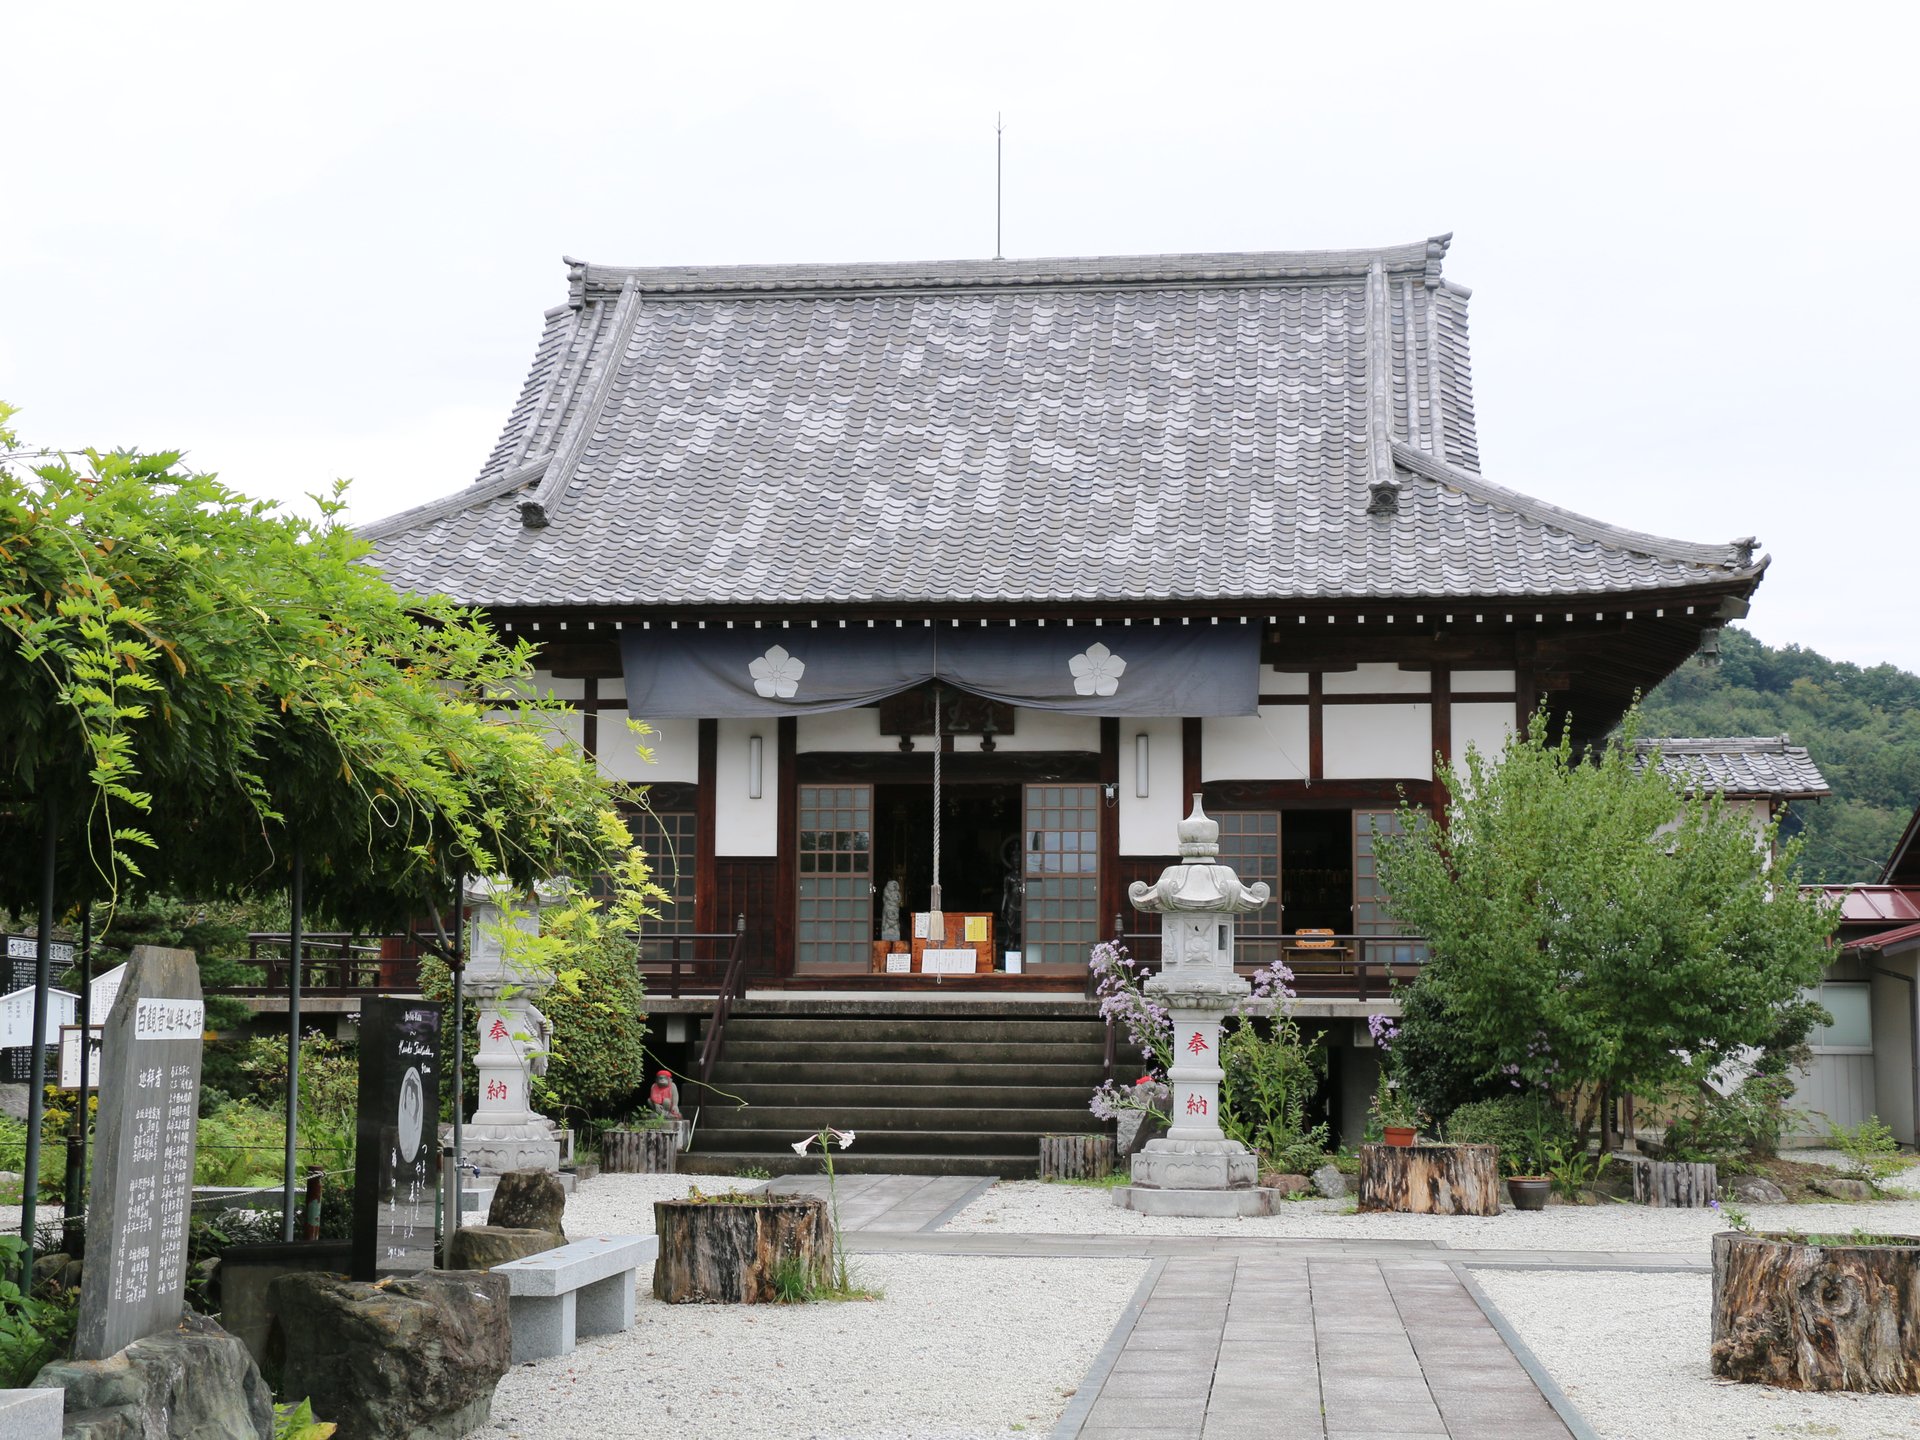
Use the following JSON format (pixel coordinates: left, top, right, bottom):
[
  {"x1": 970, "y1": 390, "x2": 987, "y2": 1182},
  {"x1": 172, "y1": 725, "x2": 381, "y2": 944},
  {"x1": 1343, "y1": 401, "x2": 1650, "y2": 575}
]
[
  {"x1": 1633, "y1": 1157, "x2": 1717, "y2": 1207},
  {"x1": 652, "y1": 1196, "x2": 832, "y2": 1304},
  {"x1": 1358, "y1": 1143, "x2": 1500, "y2": 1216},
  {"x1": 1039, "y1": 1134, "x2": 1115, "y2": 1181},
  {"x1": 1712, "y1": 1230, "x2": 1920, "y2": 1391},
  {"x1": 602, "y1": 1129, "x2": 677, "y2": 1174}
]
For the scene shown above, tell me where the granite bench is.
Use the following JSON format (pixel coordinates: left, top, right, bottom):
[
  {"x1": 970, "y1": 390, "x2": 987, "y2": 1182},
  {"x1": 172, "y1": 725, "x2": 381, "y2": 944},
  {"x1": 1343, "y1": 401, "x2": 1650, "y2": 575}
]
[{"x1": 493, "y1": 1234, "x2": 658, "y2": 1363}]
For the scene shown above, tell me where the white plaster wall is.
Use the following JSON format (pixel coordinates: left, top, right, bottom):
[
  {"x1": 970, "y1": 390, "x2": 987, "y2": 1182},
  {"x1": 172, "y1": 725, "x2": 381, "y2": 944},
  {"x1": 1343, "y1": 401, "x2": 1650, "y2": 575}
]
[
  {"x1": 1260, "y1": 667, "x2": 1309, "y2": 695},
  {"x1": 1452, "y1": 702, "x2": 1517, "y2": 771},
  {"x1": 1120, "y1": 717, "x2": 1185, "y2": 855},
  {"x1": 797, "y1": 708, "x2": 896, "y2": 753},
  {"x1": 714, "y1": 718, "x2": 778, "y2": 856},
  {"x1": 1202, "y1": 708, "x2": 1311, "y2": 781},
  {"x1": 1322, "y1": 704, "x2": 1432, "y2": 779},
  {"x1": 1451, "y1": 669, "x2": 1517, "y2": 692},
  {"x1": 598, "y1": 711, "x2": 699, "y2": 783},
  {"x1": 961, "y1": 710, "x2": 1100, "y2": 754},
  {"x1": 527, "y1": 669, "x2": 586, "y2": 702},
  {"x1": 1323, "y1": 663, "x2": 1429, "y2": 695},
  {"x1": 1871, "y1": 960, "x2": 1917, "y2": 1146},
  {"x1": 491, "y1": 708, "x2": 583, "y2": 754}
]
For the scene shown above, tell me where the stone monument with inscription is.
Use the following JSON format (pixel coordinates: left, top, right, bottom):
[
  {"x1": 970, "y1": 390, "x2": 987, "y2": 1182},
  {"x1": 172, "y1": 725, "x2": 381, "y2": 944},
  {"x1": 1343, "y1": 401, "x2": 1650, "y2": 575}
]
[
  {"x1": 1112, "y1": 798, "x2": 1281, "y2": 1218},
  {"x1": 75, "y1": 946, "x2": 205, "y2": 1359},
  {"x1": 353, "y1": 996, "x2": 443, "y2": 1281},
  {"x1": 462, "y1": 878, "x2": 563, "y2": 1174}
]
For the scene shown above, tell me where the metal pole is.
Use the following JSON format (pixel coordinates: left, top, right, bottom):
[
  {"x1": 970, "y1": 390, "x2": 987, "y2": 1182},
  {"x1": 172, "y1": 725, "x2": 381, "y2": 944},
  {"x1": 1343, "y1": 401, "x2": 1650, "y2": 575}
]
[
  {"x1": 451, "y1": 873, "x2": 465, "y2": 1232},
  {"x1": 21, "y1": 795, "x2": 56, "y2": 1263},
  {"x1": 76, "y1": 904, "x2": 92, "y2": 1234},
  {"x1": 281, "y1": 841, "x2": 304, "y2": 1242}
]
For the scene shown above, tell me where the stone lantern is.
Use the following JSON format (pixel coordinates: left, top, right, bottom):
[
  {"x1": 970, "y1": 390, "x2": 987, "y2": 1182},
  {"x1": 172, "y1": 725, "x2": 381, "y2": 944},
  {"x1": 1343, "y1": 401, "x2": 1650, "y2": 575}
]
[
  {"x1": 1113, "y1": 795, "x2": 1280, "y2": 1217},
  {"x1": 462, "y1": 876, "x2": 563, "y2": 1174}
]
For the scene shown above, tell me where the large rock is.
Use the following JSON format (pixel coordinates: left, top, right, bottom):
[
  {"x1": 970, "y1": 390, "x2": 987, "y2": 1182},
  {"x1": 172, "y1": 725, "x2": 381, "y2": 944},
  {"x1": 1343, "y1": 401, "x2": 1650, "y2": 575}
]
[
  {"x1": 1311, "y1": 1163, "x2": 1349, "y2": 1199},
  {"x1": 1809, "y1": 1175, "x2": 1875, "y2": 1202},
  {"x1": 1259, "y1": 1173, "x2": 1312, "y2": 1198},
  {"x1": 269, "y1": 1270, "x2": 510, "y2": 1440},
  {"x1": 447, "y1": 1225, "x2": 558, "y2": 1271},
  {"x1": 1729, "y1": 1175, "x2": 1787, "y2": 1204},
  {"x1": 33, "y1": 1312, "x2": 272, "y2": 1440},
  {"x1": 487, "y1": 1169, "x2": 566, "y2": 1242}
]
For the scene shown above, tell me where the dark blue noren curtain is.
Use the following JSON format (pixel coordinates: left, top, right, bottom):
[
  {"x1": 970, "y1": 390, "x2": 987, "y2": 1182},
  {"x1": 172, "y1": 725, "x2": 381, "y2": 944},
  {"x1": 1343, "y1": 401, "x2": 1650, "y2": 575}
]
[{"x1": 618, "y1": 623, "x2": 1259, "y2": 719}]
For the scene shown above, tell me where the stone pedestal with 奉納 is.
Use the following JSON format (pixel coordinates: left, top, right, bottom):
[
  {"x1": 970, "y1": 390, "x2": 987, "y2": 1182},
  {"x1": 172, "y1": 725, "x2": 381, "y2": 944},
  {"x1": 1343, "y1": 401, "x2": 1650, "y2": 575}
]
[
  {"x1": 461, "y1": 878, "x2": 564, "y2": 1175},
  {"x1": 74, "y1": 945, "x2": 207, "y2": 1360},
  {"x1": 1113, "y1": 797, "x2": 1281, "y2": 1219}
]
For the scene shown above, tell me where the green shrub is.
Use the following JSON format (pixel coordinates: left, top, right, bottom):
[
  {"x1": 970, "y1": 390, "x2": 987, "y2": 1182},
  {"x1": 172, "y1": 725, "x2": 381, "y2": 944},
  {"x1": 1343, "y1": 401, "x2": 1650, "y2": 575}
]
[
  {"x1": 1445, "y1": 1095, "x2": 1572, "y2": 1177},
  {"x1": 1831, "y1": 1115, "x2": 1907, "y2": 1186},
  {"x1": 1662, "y1": 1073, "x2": 1804, "y2": 1167},
  {"x1": 0, "y1": 1235, "x2": 76, "y2": 1385}
]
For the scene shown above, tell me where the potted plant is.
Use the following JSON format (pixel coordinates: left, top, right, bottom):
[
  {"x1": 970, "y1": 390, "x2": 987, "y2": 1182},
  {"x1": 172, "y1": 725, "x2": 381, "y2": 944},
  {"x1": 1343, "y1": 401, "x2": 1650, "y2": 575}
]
[
  {"x1": 1506, "y1": 1117, "x2": 1553, "y2": 1211},
  {"x1": 1368, "y1": 1015, "x2": 1421, "y2": 1145}
]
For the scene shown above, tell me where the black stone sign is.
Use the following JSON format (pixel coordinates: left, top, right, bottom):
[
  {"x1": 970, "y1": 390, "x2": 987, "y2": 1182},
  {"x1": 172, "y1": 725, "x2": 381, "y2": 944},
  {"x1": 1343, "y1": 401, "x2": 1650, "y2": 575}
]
[
  {"x1": 353, "y1": 996, "x2": 443, "y2": 1281},
  {"x1": 3, "y1": 934, "x2": 74, "y2": 1083},
  {"x1": 74, "y1": 946, "x2": 204, "y2": 1360}
]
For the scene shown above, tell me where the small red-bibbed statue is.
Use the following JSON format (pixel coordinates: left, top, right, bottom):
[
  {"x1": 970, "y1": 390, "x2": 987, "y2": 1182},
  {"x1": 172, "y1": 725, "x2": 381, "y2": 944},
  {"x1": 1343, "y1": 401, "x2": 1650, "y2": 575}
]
[{"x1": 648, "y1": 1069, "x2": 682, "y2": 1120}]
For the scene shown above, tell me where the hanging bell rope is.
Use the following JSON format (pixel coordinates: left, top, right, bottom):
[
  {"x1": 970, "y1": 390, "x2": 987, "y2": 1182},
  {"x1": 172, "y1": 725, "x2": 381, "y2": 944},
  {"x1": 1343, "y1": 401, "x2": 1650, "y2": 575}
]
[{"x1": 928, "y1": 685, "x2": 944, "y2": 944}]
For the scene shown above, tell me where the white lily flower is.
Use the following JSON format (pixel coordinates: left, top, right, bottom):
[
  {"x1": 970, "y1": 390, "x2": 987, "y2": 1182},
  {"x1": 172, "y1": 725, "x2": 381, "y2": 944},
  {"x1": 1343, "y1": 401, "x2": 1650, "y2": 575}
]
[
  {"x1": 790, "y1": 1136, "x2": 814, "y2": 1155},
  {"x1": 833, "y1": 1129, "x2": 856, "y2": 1150}
]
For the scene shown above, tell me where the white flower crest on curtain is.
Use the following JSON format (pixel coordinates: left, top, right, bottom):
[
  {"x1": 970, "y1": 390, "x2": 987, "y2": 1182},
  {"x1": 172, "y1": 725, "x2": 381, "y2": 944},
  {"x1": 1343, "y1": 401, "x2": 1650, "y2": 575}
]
[
  {"x1": 749, "y1": 644, "x2": 806, "y2": 698},
  {"x1": 1068, "y1": 642, "x2": 1127, "y2": 697}
]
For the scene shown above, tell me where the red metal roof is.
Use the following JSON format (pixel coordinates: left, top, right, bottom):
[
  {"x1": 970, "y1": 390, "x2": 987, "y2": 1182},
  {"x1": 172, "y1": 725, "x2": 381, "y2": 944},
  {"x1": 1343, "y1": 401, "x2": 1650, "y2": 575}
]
[
  {"x1": 1845, "y1": 918, "x2": 1920, "y2": 955},
  {"x1": 1815, "y1": 885, "x2": 1920, "y2": 925}
]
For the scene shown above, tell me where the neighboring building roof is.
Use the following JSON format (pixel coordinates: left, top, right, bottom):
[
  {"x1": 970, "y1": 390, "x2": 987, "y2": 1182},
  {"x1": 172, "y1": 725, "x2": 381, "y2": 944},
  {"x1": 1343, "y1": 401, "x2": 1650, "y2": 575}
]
[
  {"x1": 363, "y1": 238, "x2": 1768, "y2": 613},
  {"x1": 1845, "y1": 919, "x2": 1920, "y2": 957},
  {"x1": 1884, "y1": 799, "x2": 1920, "y2": 886},
  {"x1": 1813, "y1": 885, "x2": 1920, "y2": 927},
  {"x1": 1638, "y1": 736, "x2": 1831, "y2": 800}
]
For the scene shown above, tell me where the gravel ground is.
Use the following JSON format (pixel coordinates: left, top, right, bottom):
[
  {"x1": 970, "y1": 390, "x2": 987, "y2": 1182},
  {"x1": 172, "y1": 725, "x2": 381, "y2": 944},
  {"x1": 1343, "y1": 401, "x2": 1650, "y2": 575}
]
[
  {"x1": 482, "y1": 1173, "x2": 1148, "y2": 1440},
  {"x1": 941, "y1": 1158, "x2": 1920, "y2": 1254},
  {"x1": 1477, "y1": 1269, "x2": 1920, "y2": 1440}
]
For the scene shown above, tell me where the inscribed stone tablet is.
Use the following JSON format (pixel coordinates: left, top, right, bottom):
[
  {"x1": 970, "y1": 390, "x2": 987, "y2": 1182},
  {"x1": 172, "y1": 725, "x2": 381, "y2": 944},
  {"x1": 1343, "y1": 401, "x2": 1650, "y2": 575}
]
[
  {"x1": 74, "y1": 946, "x2": 204, "y2": 1360},
  {"x1": 352, "y1": 997, "x2": 443, "y2": 1281}
]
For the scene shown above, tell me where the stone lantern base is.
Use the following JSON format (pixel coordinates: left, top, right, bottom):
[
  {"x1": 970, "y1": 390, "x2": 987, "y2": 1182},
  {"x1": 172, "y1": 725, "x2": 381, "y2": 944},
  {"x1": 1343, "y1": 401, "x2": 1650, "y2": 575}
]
[
  {"x1": 1112, "y1": 1136, "x2": 1280, "y2": 1217},
  {"x1": 1112, "y1": 1184, "x2": 1282, "y2": 1218}
]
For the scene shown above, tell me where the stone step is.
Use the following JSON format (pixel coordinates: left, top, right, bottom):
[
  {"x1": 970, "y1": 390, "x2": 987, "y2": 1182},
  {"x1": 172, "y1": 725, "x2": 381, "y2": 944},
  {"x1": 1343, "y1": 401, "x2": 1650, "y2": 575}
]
[
  {"x1": 677, "y1": 1151, "x2": 1036, "y2": 1179},
  {"x1": 721, "y1": 1016, "x2": 1110, "y2": 1044},
  {"x1": 698, "y1": 1104, "x2": 1100, "y2": 1133},
  {"x1": 713, "y1": 1081, "x2": 1100, "y2": 1110},
  {"x1": 717, "y1": 1038, "x2": 1109, "y2": 1064},
  {"x1": 691, "y1": 1125, "x2": 1091, "y2": 1157},
  {"x1": 706, "y1": 1059, "x2": 1112, "y2": 1088}
]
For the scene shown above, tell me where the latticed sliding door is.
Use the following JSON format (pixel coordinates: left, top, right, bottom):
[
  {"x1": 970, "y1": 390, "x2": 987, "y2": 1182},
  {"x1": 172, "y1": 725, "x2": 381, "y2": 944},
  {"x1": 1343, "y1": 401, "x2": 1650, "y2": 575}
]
[
  {"x1": 1352, "y1": 809, "x2": 1428, "y2": 966},
  {"x1": 796, "y1": 784, "x2": 872, "y2": 971},
  {"x1": 1022, "y1": 784, "x2": 1100, "y2": 968}
]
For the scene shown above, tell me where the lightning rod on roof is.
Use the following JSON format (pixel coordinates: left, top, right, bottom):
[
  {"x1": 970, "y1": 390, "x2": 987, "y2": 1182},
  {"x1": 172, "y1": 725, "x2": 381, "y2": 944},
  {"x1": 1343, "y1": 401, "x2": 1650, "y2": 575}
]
[{"x1": 996, "y1": 112, "x2": 1004, "y2": 260}]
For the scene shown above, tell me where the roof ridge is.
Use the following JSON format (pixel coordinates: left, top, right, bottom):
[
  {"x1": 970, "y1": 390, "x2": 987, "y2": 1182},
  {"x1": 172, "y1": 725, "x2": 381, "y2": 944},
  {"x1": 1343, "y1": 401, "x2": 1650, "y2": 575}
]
[
  {"x1": 1636, "y1": 735, "x2": 1799, "y2": 752},
  {"x1": 1389, "y1": 441, "x2": 1762, "y2": 573},
  {"x1": 562, "y1": 237, "x2": 1453, "y2": 303}
]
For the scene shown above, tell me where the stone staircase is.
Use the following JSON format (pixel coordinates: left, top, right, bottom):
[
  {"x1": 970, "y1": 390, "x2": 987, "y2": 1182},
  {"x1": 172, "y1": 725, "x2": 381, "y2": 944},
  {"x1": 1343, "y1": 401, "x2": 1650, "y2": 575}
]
[{"x1": 678, "y1": 1001, "x2": 1121, "y2": 1179}]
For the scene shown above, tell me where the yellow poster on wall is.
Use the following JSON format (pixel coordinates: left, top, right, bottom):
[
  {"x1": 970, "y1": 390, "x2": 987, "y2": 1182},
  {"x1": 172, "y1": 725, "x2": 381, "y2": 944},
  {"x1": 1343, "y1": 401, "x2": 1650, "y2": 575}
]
[{"x1": 964, "y1": 915, "x2": 988, "y2": 942}]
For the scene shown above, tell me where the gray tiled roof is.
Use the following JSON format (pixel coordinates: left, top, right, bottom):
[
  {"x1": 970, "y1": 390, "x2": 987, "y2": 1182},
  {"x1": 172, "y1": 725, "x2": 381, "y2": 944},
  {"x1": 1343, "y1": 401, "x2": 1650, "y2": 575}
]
[
  {"x1": 1639, "y1": 737, "x2": 1831, "y2": 798},
  {"x1": 364, "y1": 238, "x2": 1767, "y2": 610}
]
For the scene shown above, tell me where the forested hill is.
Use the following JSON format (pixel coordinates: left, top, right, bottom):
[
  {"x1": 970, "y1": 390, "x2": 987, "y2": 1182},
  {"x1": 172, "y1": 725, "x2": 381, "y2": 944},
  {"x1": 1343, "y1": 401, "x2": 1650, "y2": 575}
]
[{"x1": 1635, "y1": 627, "x2": 1920, "y2": 884}]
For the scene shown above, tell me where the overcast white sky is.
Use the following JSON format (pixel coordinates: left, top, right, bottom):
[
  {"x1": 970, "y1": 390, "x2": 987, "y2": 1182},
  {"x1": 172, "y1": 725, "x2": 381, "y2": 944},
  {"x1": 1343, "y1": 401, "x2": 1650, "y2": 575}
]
[{"x1": 6, "y1": 3, "x2": 1916, "y2": 669}]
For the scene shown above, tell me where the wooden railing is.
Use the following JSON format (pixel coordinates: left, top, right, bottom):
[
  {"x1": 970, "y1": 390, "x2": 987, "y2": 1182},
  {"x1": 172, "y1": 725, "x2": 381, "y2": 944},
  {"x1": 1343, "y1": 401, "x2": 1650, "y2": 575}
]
[
  {"x1": 634, "y1": 922, "x2": 750, "y2": 999},
  {"x1": 212, "y1": 934, "x2": 419, "y2": 996},
  {"x1": 688, "y1": 916, "x2": 749, "y2": 1141},
  {"x1": 1097, "y1": 928, "x2": 1428, "y2": 1084}
]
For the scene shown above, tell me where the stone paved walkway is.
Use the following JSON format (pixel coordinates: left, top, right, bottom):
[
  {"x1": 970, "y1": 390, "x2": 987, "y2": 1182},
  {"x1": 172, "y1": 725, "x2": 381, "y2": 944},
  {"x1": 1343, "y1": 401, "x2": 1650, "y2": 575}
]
[
  {"x1": 1062, "y1": 1255, "x2": 1577, "y2": 1440},
  {"x1": 763, "y1": 1173, "x2": 995, "y2": 1232}
]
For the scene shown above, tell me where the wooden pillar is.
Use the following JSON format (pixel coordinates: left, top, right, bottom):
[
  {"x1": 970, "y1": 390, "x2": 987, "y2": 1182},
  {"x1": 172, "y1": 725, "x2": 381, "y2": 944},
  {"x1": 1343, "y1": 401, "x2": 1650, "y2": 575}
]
[
  {"x1": 1182, "y1": 716, "x2": 1202, "y2": 805},
  {"x1": 694, "y1": 720, "x2": 718, "y2": 938},
  {"x1": 1308, "y1": 671, "x2": 1325, "y2": 780},
  {"x1": 774, "y1": 716, "x2": 797, "y2": 980},
  {"x1": 1430, "y1": 668, "x2": 1451, "y2": 776},
  {"x1": 1099, "y1": 718, "x2": 1120, "y2": 946}
]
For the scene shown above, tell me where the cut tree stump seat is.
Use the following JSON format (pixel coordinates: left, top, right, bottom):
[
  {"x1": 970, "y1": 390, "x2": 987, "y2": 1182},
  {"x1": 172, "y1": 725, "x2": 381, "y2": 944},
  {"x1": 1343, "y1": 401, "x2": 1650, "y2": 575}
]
[{"x1": 493, "y1": 1234, "x2": 659, "y2": 1363}]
